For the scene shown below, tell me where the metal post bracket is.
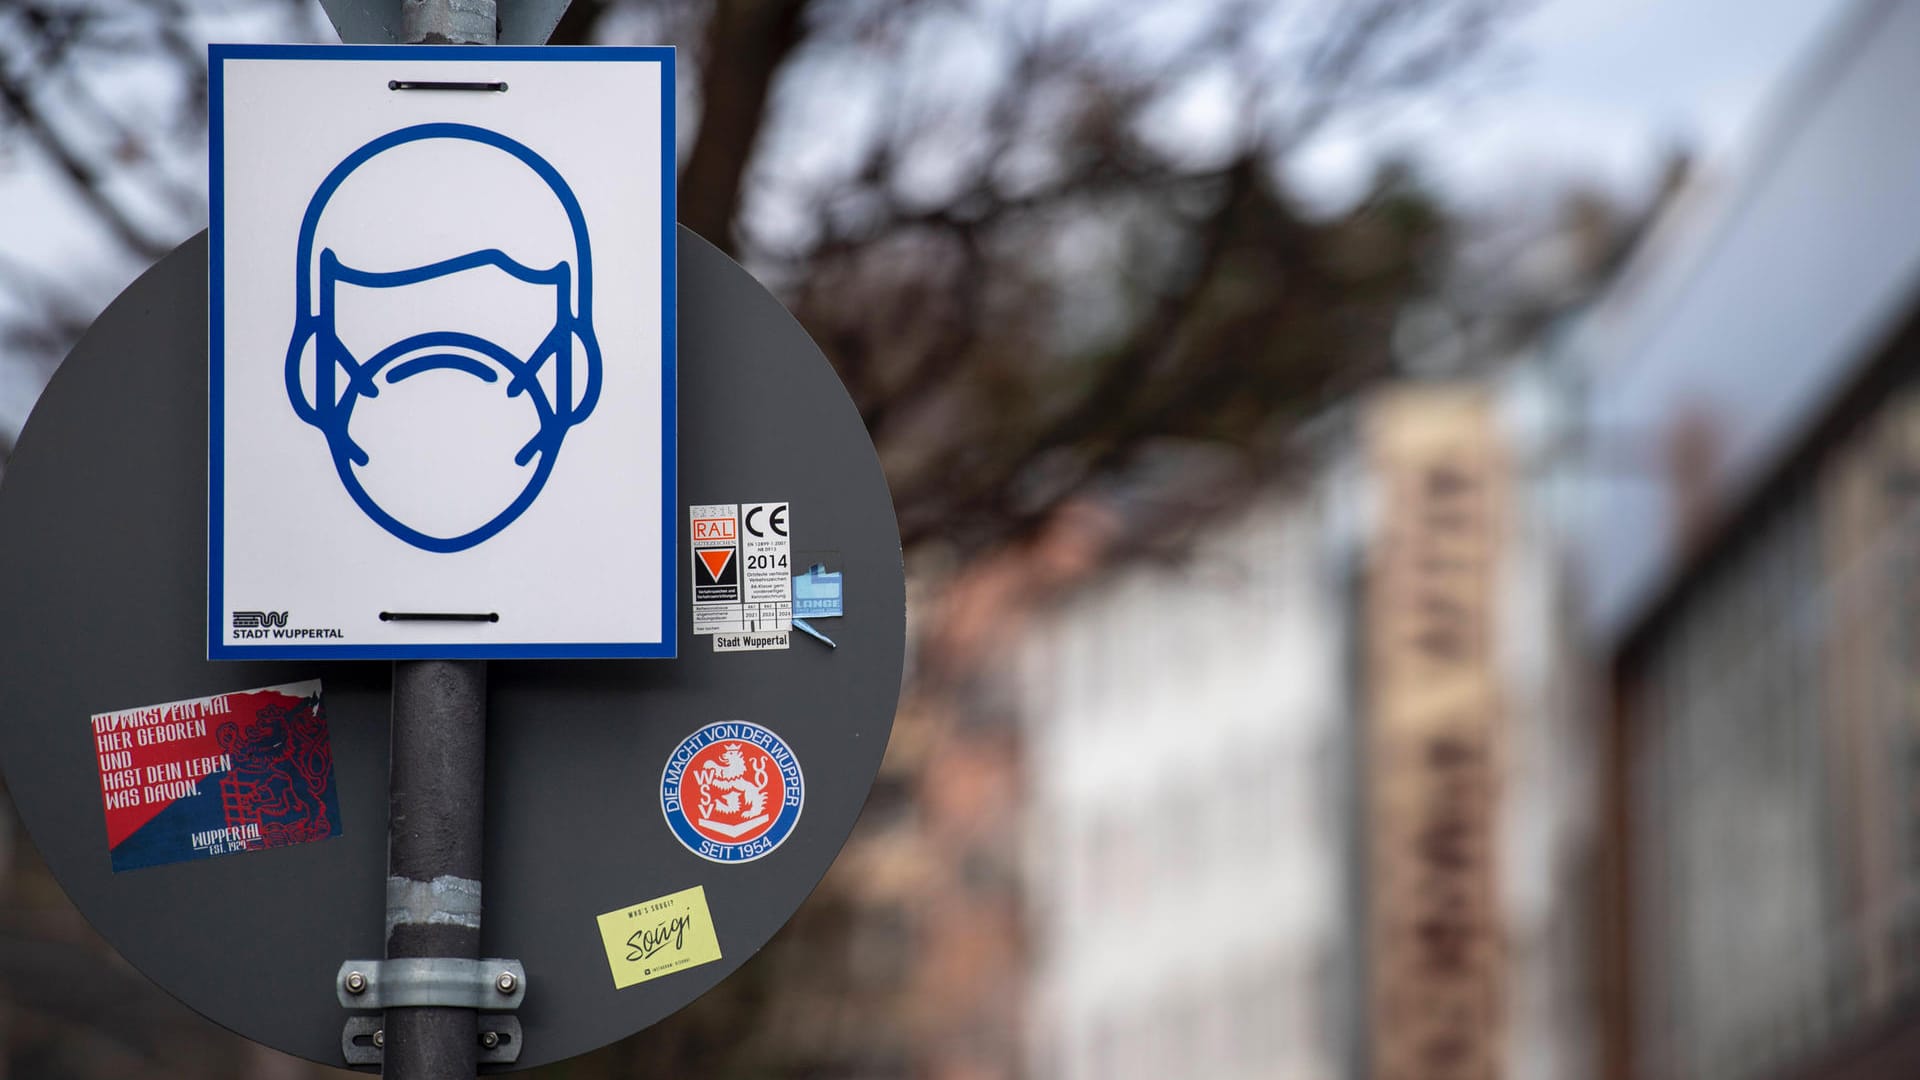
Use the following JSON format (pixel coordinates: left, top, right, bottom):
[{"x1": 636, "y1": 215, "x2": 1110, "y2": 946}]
[
  {"x1": 342, "y1": 1014, "x2": 522, "y2": 1066},
  {"x1": 336, "y1": 958, "x2": 526, "y2": 1010}
]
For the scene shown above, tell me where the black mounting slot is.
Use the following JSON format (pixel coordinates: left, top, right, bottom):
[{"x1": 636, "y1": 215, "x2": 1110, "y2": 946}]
[{"x1": 388, "y1": 80, "x2": 508, "y2": 92}]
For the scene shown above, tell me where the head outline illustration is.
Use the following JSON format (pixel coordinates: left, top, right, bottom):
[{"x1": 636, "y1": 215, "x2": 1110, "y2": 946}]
[{"x1": 285, "y1": 122, "x2": 602, "y2": 553}]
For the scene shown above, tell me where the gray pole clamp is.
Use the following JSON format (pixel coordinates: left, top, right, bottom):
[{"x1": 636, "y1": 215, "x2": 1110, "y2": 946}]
[
  {"x1": 337, "y1": 957, "x2": 526, "y2": 1009},
  {"x1": 337, "y1": 958, "x2": 527, "y2": 1065}
]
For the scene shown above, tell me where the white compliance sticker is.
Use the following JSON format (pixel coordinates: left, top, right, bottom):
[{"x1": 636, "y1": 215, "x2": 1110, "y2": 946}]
[
  {"x1": 690, "y1": 504, "x2": 743, "y2": 635},
  {"x1": 740, "y1": 503, "x2": 792, "y2": 634},
  {"x1": 714, "y1": 631, "x2": 790, "y2": 652}
]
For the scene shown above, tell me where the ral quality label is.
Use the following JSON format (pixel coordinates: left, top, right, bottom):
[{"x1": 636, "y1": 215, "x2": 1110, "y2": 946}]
[
  {"x1": 595, "y1": 885, "x2": 723, "y2": 989},
  {"x1": 690, "y1": 504, "x2": 740, "y2": 611}
]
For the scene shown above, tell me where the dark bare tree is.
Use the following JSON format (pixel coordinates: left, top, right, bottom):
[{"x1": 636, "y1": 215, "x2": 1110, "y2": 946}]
[
  {"x1": 578, "y1": 0, "x2": 1489, "y2": 559},
  {"x1": 2, "y1": 0, "x2": 1499, "y2": 537}
]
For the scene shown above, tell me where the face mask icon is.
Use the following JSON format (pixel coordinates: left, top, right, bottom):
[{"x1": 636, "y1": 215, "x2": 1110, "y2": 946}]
[{"x1": 285, "y1": 123, "x2": 602, "y2": 553}]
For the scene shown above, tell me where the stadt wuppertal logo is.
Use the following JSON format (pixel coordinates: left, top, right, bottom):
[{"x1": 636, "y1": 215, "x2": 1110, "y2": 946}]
[
  {"x1": 230, "y1": 609, "x2": 346, "y2": 641},
  {"x1": 660, "y1": 721, "x2": 804, "y2": 864}
]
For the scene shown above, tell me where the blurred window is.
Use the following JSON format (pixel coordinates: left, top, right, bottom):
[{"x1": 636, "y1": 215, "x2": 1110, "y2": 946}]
[{"x1": 1624, "y1": 385, "x2": 1920, "y2": 1078}]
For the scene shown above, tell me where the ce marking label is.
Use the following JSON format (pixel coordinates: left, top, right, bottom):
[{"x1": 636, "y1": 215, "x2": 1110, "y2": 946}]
[
  {"x1": 744, "y1": 504, "x2": 788, "y2": 539},
  {"x1": 738, "y1": 502, "x2": 792, "y2": 633}
]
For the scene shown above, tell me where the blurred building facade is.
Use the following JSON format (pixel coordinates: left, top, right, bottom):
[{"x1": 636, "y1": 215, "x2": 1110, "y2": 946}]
[
  {"x1": 1361, "y1": 385, "x2": 1599, "y2": 1080},
  {"x1": 1012, "y1": 377, "x2": 1597, "y2": 1079},
  {"x1": 1566, "y1": 2, "x2": 1920, "y2": 1077},
  {"x1": 1016, "y1": 488, "x2": 1354, "y2": 1080}
]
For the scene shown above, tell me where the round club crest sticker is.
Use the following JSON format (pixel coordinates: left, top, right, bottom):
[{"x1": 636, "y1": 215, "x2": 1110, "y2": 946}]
[{"x1": 660, "y1": 721, "x2": 804, "y2": 863}]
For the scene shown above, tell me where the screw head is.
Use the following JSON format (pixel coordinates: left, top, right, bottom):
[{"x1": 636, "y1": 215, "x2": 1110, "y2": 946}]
[
  {"x1": 495, "y1": 971, "x2": 518, "y2": 994},
  {"x1": 480, "y1": 1030, "x2": 501, "y2": 1050},
  {"x1": 372, "y1": 1029, "x2": 385, "y2": 1049},
  {"x1": 344, "y1": 971, "x2": 368, "y2": 994}
]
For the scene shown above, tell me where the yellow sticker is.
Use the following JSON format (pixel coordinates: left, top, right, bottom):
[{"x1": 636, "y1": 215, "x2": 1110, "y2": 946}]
[{"x1": 595, "y1": 885, "x2": 723, "y2": 989}]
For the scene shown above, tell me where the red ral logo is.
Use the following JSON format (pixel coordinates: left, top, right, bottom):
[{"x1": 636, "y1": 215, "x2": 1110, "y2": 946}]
[
  {"x1": 692, "y1": 517, "x2": 736, "y2": 542},
  {"x1": 676, "y1": 740, "x2": 782, "y2": 846}
]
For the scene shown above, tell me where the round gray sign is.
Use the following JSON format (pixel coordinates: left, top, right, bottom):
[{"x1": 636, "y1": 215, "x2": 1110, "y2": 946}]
[{"x1": 0, "y1": 228, "x2": 904, "y2": 1069}]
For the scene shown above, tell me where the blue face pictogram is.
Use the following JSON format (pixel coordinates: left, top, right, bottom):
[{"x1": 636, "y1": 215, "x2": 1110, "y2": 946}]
[{"x1": 285, "y1": 124, "x2": 601, "y2": 553}]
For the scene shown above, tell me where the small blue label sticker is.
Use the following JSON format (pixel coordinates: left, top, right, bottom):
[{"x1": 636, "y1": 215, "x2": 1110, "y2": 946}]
[{"x1": 792, "y1": 564, "x2": 843, "y2": 619}]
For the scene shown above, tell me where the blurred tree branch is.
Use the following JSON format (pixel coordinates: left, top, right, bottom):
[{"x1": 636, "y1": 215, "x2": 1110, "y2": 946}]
[
  {"x1": 676, "y1": 0, "x2": 811, "y2": 250},
  {"x1": 0, "y1": 0, "x2": 321, "y2": 464},
  {"x1": 1, "y1": 0, "x2": 1503, "y2": 547},
  {"x1": 719, "y1": 0, "x2": 1488, "y2": 556}
]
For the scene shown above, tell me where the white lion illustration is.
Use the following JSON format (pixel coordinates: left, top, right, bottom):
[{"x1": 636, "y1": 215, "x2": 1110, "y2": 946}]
[{"x1": 696, "y1": 744, "x2": 769, "y2": 820}]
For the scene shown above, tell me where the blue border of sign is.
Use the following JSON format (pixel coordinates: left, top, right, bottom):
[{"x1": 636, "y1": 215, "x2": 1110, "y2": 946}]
[
  {"x1": 206, "y1": 43, "x2": 678, "y2": 660},
  {"x1": 659, "y1": 721, "x2": 805, "y2": 864}
]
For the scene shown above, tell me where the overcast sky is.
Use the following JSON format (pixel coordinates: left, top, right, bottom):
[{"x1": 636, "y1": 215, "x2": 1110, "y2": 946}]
[{"x1": 1292, "y1": 0, "x2": 1854, "y2": 208}]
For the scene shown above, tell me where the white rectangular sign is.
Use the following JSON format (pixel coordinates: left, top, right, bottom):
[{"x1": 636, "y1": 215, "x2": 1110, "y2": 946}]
[{"x1": 208, "y1": 44, "x2": 676, "y2": 659}]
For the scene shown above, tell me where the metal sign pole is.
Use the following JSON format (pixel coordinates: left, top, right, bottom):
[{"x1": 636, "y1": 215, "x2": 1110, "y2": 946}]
[
  {"x1": 385, "y1": 5, "x2": 495, "y2": 1079},
  {"x1": 385, "y1": 661, "x2": 488, "y2": 1077},
  {"x1": 400, "y1": 0, "x2": 497, "y2": 47}
]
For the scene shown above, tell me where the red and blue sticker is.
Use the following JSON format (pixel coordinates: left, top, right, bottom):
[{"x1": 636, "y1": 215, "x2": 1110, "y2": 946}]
[
  {"x1": 660, "y1": 721, "x2": 803, "y2": 863},
  {"x1": 94, "y1": 680, "x2": 343, "y2": 872}
]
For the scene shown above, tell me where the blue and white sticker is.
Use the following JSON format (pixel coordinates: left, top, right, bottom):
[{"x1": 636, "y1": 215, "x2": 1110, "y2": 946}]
[{"x1": 660, "y1": 721, "x2": 804, "y2": 863}]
